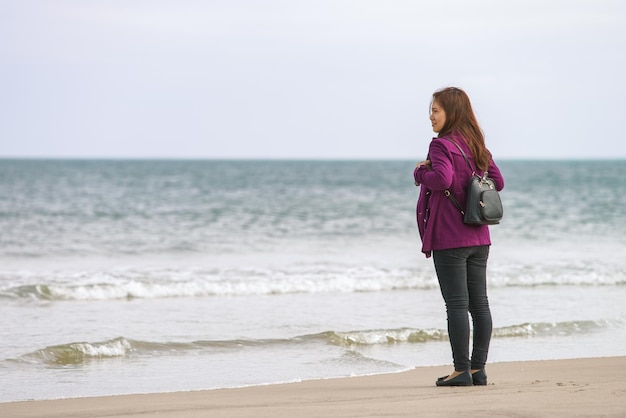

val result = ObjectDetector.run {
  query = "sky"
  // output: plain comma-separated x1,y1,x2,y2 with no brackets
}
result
1,0,625,160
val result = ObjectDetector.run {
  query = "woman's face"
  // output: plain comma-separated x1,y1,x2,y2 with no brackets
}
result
430,100,446,133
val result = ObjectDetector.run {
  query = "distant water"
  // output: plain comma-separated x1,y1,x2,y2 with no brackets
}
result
1,159,625,402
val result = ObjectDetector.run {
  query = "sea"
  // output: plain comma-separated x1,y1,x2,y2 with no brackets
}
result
1,159,625,402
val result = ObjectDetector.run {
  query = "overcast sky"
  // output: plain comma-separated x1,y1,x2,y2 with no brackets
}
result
1,0,625,160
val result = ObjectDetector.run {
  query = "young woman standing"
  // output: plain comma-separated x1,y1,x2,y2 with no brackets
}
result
414,87,504,386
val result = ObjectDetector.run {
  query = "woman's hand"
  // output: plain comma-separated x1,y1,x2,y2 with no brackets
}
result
414,160,431,186
416,160,432,169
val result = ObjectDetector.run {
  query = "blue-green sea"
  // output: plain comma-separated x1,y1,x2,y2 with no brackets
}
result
1,159,625,402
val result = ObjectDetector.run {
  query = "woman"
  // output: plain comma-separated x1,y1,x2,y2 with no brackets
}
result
414,87,504,386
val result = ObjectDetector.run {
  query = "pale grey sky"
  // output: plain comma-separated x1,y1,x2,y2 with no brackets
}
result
1,0,625,159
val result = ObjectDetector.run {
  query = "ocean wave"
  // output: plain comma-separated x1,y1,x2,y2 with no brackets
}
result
324,319,618,346
2,265,624,302
12,319,620,366
493,320,610,338
22,337,134,365
489,262,626,287
324,328,448,345
0,267,437,301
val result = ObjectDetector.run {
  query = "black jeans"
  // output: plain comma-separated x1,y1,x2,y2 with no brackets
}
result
433,245,492,372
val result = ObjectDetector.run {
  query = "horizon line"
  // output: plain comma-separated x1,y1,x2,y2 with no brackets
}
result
0,156,624,162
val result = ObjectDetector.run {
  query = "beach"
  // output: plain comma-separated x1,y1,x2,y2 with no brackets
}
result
2,356,625,417
1,160,625,404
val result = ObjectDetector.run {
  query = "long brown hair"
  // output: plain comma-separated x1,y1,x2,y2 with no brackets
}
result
432,87,492,172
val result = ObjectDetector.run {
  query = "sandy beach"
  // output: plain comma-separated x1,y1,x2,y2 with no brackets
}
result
2,356,625,418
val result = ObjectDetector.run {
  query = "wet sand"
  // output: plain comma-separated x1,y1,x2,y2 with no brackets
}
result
2,356,625,418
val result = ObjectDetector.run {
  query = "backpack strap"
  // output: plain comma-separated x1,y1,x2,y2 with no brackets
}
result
441,137,476,175
444,189,465,215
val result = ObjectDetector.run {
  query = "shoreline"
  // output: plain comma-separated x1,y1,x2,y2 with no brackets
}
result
2,356,625,417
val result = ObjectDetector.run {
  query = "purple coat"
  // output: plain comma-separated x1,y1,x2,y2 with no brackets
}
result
414,135,504,257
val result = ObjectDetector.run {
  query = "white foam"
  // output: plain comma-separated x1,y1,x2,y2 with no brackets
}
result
71,338,132,357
